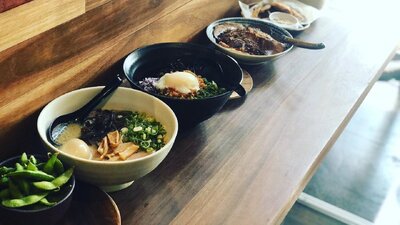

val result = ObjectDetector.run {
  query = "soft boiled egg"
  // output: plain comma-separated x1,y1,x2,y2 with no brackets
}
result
155,71,200,94
60,138,93,160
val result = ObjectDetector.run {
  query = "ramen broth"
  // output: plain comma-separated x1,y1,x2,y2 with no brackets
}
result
56,109,166,161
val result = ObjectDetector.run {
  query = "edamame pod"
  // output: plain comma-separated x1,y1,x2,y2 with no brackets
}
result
39,197,56,206
43,153,58,175
54,158,65,175
20,153,28,166
2,192,48,208
33,168,73,191
27,161,38,171
6,170,55,181
17,179,30,195
0,153,74,209
8,179,23,199
15,163,24,172
29,155,37,165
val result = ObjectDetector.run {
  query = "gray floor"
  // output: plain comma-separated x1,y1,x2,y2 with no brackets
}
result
282,75,400,224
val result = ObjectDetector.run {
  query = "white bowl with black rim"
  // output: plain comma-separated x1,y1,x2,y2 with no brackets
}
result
206,17,293,65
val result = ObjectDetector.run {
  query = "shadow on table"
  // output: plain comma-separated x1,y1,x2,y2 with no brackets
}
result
242,61,277,88
110,123,213,224
220,61,277,112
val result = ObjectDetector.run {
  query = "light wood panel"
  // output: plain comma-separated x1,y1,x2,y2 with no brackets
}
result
85,0,111,11
0,0,85,52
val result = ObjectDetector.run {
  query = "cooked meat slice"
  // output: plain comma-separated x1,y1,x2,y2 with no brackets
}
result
215,23,286,55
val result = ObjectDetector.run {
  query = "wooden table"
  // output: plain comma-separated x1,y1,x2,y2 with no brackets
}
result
109,0,400,224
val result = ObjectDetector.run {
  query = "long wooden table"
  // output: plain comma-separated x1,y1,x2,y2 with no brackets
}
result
109,0,400,224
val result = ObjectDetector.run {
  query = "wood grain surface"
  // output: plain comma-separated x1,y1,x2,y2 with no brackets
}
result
0,0,32,12
0,0,239,158
0,0,85,52
85,0,111,11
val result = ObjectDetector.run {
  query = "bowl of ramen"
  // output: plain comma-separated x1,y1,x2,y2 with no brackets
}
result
123,42,245,129
206,17,293,64
37,87,178,192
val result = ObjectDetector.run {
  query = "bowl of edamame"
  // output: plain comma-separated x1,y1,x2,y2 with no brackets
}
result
0,153,75,225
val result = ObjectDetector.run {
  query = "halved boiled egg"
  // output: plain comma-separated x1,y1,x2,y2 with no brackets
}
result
60,138,93,160
155,71,200,94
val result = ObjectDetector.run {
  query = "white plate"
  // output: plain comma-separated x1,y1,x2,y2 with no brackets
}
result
239,0,319,31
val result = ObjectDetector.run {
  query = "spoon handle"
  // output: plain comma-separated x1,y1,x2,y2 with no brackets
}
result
281,36,325,50
75,74,124,121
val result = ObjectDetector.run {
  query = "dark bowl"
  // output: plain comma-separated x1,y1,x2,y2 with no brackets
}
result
0,154,75,225
123,42,244,129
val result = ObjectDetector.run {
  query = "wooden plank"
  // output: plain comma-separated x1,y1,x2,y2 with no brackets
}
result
0,0,85,52
85,0,111,11
0,0,32,12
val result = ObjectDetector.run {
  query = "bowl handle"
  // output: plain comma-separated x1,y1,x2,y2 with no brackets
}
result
233,84,246,97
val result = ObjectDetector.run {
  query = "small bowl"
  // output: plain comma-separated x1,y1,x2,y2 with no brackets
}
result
0,155,75,225
269,12,306,30
123,42,244,129
37,87,178,192
206,17,293,65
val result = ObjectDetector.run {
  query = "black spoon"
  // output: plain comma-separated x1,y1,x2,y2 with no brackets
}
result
47,74,124,146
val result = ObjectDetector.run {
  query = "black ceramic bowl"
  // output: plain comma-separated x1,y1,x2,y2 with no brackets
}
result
0,154,75,225
123,43,245,128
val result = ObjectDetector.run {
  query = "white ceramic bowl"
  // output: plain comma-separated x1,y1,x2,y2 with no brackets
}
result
206,17,293,65
37,87,178,192
269,12,303,29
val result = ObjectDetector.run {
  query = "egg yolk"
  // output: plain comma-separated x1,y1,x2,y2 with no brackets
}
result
155,71,200,94
60,138,93,159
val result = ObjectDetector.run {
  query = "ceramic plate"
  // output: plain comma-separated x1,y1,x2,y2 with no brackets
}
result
239,0,320,31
